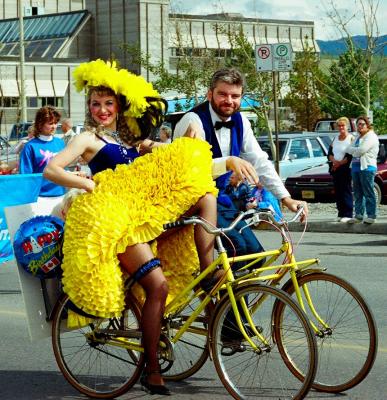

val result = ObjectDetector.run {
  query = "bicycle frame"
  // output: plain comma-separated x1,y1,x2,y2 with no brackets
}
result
232,226,330,334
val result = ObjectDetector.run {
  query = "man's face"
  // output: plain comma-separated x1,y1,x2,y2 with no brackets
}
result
207,82,242,119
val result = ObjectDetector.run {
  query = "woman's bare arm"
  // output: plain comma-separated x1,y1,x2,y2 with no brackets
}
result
44,132,96,192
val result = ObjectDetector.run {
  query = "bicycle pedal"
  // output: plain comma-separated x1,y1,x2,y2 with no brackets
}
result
220,341,246,356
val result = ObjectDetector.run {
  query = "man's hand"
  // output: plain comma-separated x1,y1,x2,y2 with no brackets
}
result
281,197,308,223
226,156,259,186
183,122,202,139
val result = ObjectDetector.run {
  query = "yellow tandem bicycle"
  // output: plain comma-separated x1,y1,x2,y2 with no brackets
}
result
51,208,319,400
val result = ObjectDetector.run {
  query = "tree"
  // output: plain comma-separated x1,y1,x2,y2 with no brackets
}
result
122,19,221,107
285,45,324,131
318,0,386,120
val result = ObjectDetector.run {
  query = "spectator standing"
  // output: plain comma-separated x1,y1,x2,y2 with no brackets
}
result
61,118,77,145
19,106,66,204
327,116,354,222
346,116,379,224
159,125,172,143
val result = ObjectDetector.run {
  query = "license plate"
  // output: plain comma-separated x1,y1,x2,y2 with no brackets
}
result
301,190,315,199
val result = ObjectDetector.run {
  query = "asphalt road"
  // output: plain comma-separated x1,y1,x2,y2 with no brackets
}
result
0,230,386,399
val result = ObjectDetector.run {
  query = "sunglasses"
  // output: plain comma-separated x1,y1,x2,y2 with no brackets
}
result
357,122,366,127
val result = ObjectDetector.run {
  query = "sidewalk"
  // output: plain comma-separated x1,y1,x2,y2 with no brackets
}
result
283,207,387,235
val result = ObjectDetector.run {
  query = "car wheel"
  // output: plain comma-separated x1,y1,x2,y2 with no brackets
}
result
374,182,382,205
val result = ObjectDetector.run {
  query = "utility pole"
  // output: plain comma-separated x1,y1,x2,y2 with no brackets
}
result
19,0,27,122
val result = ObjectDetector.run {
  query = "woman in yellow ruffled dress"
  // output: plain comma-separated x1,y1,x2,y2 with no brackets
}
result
44,59,219,395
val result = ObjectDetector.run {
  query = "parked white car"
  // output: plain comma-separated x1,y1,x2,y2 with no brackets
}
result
257,132,333,181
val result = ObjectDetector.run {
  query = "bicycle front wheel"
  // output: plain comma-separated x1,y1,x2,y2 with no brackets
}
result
211,283,317,400
52,294,144,399
281,272,378,393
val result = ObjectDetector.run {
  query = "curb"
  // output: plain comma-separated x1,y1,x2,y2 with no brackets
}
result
286,220,387,234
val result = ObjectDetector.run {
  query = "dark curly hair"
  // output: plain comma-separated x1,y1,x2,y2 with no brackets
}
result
33,106,61,137
84,86,167,145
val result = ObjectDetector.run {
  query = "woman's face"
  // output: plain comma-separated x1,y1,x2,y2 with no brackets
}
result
89,92,119,130
337,121,348,135
40,119,58,136
357,119,369,135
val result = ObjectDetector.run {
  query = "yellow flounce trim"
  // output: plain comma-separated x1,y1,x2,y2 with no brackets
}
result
62,138,217,318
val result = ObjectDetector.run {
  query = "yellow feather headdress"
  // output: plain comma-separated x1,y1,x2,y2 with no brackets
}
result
73,59,165,137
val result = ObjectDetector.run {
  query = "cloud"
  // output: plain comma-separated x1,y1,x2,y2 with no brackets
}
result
169,0,387,40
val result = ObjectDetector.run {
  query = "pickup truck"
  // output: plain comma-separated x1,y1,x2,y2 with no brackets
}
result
314,118,357,133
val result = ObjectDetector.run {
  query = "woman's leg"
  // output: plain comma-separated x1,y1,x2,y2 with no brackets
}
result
118,244,168,386
352,171,365,219
360,170,377,219
184,193,217,270
335,168,353,218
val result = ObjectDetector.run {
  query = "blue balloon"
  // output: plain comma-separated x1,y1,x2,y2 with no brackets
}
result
13,216,64,279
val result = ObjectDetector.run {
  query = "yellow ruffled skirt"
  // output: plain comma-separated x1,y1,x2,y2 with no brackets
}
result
62,137,217,318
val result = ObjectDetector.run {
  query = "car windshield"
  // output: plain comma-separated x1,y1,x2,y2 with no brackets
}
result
259,139,287,161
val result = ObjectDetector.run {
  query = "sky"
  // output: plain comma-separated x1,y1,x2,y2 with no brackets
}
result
170,0,387,41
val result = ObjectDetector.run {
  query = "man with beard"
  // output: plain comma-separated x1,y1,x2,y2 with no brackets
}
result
174,68,306,214
174,68,306,270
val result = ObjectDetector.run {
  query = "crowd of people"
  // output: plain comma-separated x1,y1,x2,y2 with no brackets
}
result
9,58,381,395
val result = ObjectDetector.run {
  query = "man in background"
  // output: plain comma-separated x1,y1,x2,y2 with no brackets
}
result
61,118,77,146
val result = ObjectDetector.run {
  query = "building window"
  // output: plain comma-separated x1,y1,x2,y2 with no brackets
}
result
2,97,19,108
27,97,39,108
41,97,64,107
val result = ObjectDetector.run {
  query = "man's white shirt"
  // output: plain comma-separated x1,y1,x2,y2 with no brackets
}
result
173,103,290,200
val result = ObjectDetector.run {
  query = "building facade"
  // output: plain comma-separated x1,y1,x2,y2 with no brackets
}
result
0,0,318,135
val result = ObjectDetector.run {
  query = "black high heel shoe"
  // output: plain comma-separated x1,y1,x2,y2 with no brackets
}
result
140,371,171,396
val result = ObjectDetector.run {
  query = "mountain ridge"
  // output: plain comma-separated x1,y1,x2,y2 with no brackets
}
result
316,35,387,55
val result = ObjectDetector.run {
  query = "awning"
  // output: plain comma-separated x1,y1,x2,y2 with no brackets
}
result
0,79,19,96
35,80,55,97
53,80,69,97
25,79,37,97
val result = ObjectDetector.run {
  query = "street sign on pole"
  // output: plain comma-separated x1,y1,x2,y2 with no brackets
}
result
255,45,273,72
255,43,293,72
272,43,293,71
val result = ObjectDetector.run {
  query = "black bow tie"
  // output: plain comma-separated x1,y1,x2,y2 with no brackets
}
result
214,120,235,130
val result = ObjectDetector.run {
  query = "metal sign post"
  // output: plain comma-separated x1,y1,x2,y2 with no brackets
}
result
255,43,293,175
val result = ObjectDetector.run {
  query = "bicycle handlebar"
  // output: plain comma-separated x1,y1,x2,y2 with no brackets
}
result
163,205,305,235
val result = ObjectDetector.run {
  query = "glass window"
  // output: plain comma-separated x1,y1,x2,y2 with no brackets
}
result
55,98,64,108
310,138,325,157
3,97,19,107
289,139,310,159
27,97,39,107
259,140,287,161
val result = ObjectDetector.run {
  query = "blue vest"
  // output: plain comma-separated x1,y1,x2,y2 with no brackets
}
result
190,101,244,192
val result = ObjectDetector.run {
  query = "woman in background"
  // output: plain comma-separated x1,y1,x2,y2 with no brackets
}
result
346,116,379,224
327,116,354,222
19,106,66,206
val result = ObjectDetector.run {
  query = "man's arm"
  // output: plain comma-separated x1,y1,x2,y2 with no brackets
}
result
238,115,308,221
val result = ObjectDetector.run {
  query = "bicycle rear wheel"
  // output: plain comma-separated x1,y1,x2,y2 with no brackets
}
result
211,283,317,400
162,294,214,381
280,272,377,393
52,293,144,399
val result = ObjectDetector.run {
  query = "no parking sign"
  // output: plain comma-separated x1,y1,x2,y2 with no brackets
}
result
255,43,293,72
